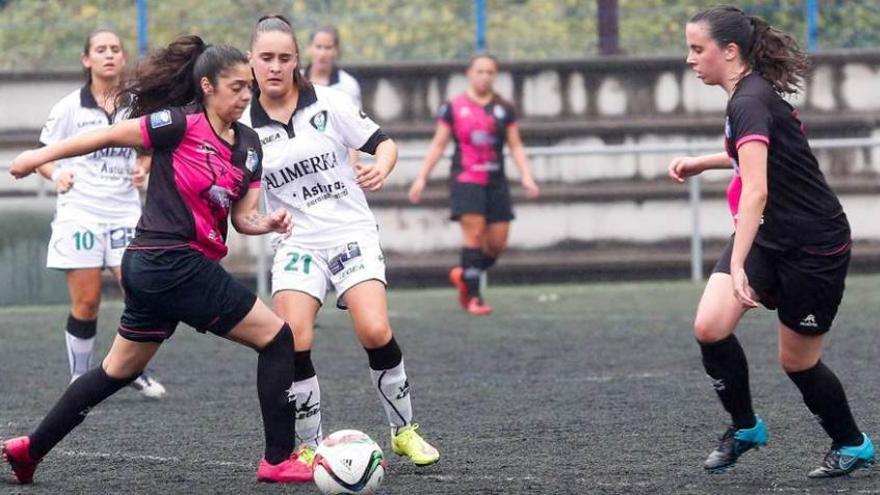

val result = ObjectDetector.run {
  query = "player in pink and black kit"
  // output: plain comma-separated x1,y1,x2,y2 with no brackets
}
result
669,6,874,477
409,53,539,315
3,36,305,484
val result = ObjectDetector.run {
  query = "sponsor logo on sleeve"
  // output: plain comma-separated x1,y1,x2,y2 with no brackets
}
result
150,110,173,129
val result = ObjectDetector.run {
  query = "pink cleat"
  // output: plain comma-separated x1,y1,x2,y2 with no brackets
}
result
466,297,493,316
449,267,469,309
2,436,40,484
256,449,314,483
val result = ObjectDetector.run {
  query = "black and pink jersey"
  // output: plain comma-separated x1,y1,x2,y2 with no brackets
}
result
723,72,849,253
438,93,517,186
129,106,263,260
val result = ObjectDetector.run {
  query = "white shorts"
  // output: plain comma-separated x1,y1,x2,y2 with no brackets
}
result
46,220,137,270
271,233,387,309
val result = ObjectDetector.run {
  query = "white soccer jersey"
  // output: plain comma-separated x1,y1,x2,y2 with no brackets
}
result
305,65,362,108
241,85,387,249
39,86,141,224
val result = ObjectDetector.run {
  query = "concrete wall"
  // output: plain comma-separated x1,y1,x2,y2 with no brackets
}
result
2,52,879,267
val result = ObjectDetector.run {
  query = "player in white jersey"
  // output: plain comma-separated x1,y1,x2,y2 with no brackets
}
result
36,29,165,398
242,15,440,482
304,25,362,107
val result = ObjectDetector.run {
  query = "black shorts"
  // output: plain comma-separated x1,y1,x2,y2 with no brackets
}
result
449,181,514,223
713,237,850,335
118,248,257,343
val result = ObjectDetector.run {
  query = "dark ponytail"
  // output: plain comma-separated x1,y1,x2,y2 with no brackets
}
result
746,15,810,95
690,5,810,95
119,35,248,118
251,14,313,93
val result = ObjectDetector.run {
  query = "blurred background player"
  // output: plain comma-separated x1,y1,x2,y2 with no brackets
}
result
3,35,303,484
36,28,164,398
243,15,440,482
408,53,539,316
304,25,361,107
670,5,874,477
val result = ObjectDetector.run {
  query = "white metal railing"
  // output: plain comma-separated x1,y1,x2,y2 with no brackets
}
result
3,136,879,294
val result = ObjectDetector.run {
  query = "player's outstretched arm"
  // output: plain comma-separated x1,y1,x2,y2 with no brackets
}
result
10,119,143,178
667,152,732,183
231,187,292,237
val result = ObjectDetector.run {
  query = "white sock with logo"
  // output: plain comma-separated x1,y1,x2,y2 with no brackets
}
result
293,375,322,448
65,332,95,382
370,360,412,434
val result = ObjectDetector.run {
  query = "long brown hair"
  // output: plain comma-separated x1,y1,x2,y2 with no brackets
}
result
118,35,248,118
250,14,312,94
690,5,810,95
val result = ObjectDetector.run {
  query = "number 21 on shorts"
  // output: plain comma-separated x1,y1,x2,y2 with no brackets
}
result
285,251,313,274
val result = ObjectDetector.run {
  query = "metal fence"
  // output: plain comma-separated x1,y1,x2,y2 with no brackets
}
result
1,1,879,70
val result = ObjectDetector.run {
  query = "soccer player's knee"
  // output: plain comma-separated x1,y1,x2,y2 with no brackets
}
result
72,299,101,320
102,360,143,381
693,316,726,344
359,322,392,349
485,242,505,258
779,348,816,373
260,323,295,355
291,321,315,342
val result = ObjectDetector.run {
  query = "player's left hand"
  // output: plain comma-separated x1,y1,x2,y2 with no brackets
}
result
355,162,388,191
267,208,293,237
732,267,759,308
522,175,540,199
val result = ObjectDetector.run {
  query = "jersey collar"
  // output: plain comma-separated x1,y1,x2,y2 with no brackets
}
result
249,85,318,137
79,84,121,123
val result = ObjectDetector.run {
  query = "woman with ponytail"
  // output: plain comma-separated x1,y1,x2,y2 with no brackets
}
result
4,35,304,484
669,5,874,477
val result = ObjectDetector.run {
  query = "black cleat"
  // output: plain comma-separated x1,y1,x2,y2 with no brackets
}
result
703,416,768,473
807,433,875,478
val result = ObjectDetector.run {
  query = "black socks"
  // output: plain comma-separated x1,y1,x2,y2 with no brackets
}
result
787,361,863,447
699,335,756,429
257,323,297,464
29,366,137,460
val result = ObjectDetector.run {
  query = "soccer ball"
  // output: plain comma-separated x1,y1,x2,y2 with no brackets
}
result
313,429,386,495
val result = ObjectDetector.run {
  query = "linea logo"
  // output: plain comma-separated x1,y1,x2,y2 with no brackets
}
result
310,110,328,132
296,391,320,419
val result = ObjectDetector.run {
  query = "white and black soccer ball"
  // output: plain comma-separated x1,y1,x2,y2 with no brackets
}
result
313,429,386,495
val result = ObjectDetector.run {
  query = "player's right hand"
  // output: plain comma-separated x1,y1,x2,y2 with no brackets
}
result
54,170,75,194
408,178,426,204
668,156,702,183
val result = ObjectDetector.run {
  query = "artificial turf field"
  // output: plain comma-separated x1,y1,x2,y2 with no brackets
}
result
2,275,879,494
